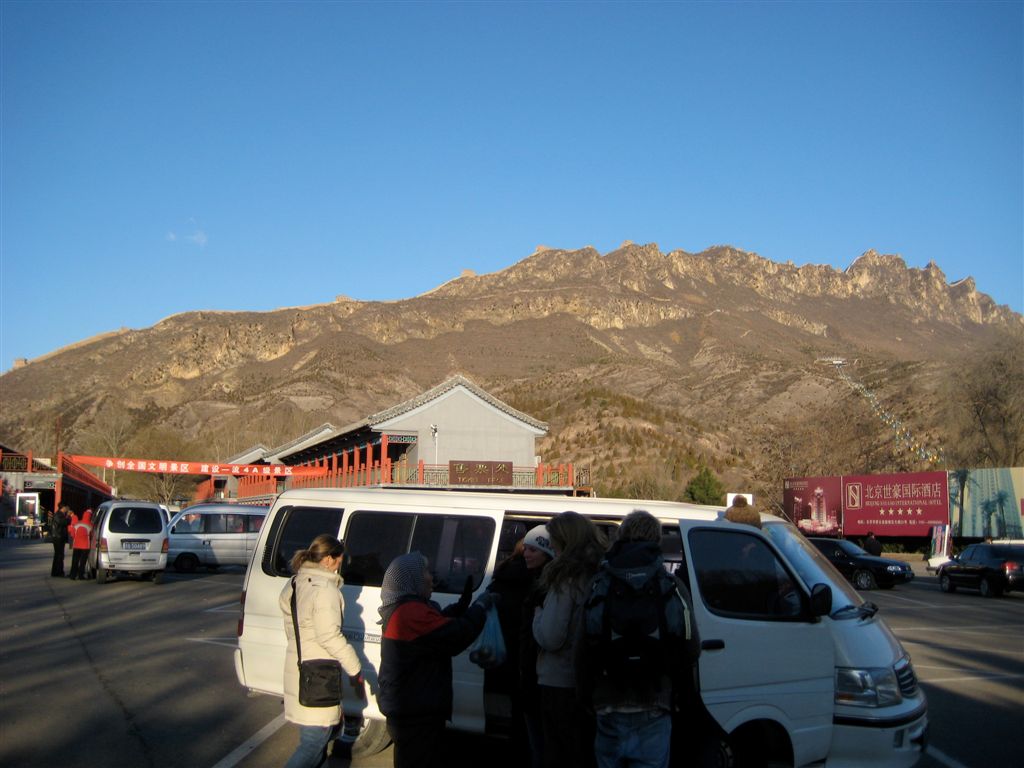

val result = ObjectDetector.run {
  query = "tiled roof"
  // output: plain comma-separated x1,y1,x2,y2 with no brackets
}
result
367,374,548,431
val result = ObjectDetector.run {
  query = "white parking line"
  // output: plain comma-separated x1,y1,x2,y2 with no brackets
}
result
209,712,286,768
925,745,973,768
889,624,1017,633
185,636,239,649
206,601,241,613
920,672,1024,684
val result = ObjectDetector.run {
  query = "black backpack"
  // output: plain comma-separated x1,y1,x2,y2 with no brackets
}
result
581,555,693,691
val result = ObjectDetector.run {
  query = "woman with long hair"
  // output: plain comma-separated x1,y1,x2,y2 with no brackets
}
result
278,534,365,768
532,511,605,768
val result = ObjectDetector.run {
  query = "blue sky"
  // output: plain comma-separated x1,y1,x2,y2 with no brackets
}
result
2,1,1021,367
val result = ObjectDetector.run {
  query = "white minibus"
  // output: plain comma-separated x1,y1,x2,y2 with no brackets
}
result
235,488,927,767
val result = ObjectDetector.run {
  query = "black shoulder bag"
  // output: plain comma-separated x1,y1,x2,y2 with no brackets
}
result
290,576,343,707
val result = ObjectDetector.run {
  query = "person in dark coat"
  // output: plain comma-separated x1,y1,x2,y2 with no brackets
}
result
378,552,494,768
49,505,69,577
486,525,555,768
863,531,883,557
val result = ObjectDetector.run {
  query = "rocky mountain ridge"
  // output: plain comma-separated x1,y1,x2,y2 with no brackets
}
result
2,243,1019,501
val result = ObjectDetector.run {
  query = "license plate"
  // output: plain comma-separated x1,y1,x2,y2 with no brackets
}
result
122,541,147,551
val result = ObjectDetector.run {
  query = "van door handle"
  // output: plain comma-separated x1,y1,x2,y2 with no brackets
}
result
702,639,725,651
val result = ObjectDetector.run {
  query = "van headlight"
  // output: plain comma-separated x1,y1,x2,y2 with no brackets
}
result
835,666,903,707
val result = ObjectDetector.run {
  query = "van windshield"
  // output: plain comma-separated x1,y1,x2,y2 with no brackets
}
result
763,521,861,612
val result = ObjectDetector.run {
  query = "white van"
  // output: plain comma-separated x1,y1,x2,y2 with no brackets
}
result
168,503,269,572
88,499,169,584
235,488,928,766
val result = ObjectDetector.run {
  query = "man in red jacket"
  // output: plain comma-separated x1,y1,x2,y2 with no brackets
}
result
68,509,93,580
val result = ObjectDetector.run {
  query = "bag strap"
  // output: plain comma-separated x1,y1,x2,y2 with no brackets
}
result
289,576,304,669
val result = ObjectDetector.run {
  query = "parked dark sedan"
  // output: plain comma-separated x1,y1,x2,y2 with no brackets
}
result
809,537,915,590
937,543,1024,597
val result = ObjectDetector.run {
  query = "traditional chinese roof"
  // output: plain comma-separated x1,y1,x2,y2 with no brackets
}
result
367,374,548,431
268,374,547,463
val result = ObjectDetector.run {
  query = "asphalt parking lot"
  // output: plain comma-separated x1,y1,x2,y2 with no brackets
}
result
1,540,1020,768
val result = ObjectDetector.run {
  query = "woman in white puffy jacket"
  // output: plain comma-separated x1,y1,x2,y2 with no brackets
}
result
278,534,365,768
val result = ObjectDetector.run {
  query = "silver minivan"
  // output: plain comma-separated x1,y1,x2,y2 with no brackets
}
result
168,503,268,572
88,500,169,584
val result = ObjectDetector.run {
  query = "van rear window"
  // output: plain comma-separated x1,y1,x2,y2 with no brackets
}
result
342,511,494,593
108,507,164,534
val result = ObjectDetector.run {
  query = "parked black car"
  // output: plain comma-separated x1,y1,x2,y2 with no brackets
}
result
937,543,1024,597
809,537,915,590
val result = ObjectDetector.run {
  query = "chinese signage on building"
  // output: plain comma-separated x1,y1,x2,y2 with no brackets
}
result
449,460,513,486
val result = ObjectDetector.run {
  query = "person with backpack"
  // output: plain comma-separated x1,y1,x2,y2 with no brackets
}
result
49,505,69,577
577,510,701,768
532,511,606,768
68,509,93,580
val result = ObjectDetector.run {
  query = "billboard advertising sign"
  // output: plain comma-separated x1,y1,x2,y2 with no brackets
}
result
949,467,1024,539
841,471,948,536
784,476,843,537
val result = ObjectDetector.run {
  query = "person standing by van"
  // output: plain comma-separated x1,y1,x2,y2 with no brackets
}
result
378,552,495,768
532,511,605,768
487,526,555,768
278,535,365,768
49,505,69,577
577,510,701,768
68,509,93,580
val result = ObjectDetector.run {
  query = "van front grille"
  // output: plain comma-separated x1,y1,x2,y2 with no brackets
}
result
895,657,918,697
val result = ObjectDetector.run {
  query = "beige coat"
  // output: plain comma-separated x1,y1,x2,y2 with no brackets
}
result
279,562,363,726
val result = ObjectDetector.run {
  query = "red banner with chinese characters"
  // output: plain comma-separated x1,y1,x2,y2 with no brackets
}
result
841,471,948,536
68,454,328,478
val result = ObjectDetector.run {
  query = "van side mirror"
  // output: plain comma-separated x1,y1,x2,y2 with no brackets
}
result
810,583,832,617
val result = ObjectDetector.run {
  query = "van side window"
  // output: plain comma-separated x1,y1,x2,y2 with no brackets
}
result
205,514,227,534
225,514,246,533
176,513,203,534
262,506,345,577
342,511,494,593
247,515,265,533
689,529,802,620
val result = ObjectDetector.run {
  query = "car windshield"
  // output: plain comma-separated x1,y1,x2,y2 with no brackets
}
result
836,539,868,556
763,521,862,613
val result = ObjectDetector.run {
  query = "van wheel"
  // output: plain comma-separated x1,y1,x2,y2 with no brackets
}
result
350,718,391,758
151,570,164,585
96,567,107,584
174,553,199,573
939,573,955,593
853,570,876,590
696,735,735,768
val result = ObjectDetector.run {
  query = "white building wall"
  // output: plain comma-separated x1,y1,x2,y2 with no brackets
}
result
378,388,542,467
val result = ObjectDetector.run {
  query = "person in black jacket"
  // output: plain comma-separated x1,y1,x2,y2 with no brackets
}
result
378,552,495,768
486,525,555,768
49,505,69,577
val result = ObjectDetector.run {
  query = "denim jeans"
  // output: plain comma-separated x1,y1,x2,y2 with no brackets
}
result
594,709,671,768
284,724,335,768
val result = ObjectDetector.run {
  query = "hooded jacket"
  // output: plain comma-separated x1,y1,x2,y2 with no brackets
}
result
378,594,487,721
69,511,92,550
576,539,701,714
278,562,363,727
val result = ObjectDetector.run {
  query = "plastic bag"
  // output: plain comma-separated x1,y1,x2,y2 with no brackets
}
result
469,604,507,669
